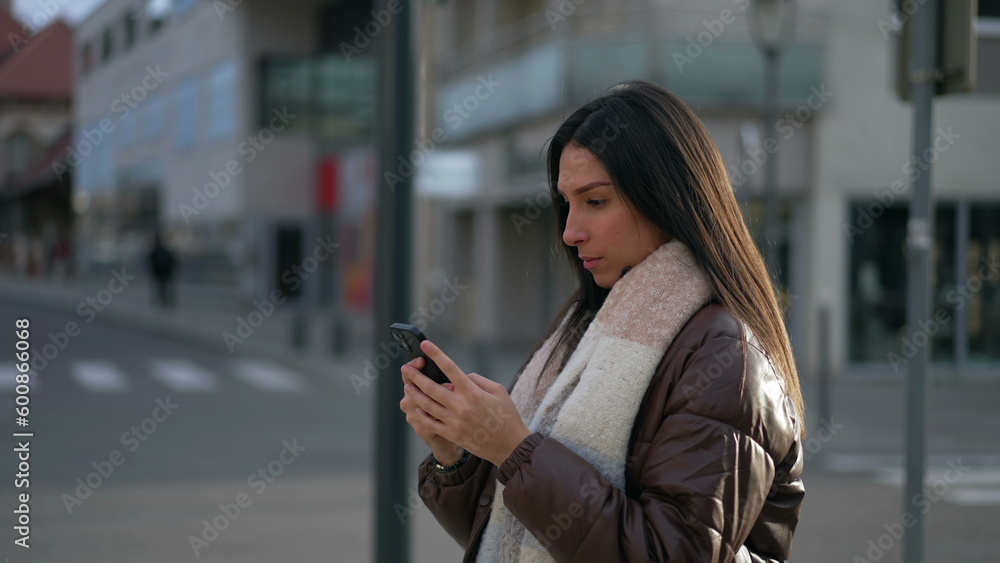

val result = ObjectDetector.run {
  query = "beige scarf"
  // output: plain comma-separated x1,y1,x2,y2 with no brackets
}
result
475,240,713,562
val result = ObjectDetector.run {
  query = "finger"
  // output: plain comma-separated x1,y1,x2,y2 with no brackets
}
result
407,363,463,410
400,394,422,419
402,364,438,391
414,408,450,439
466,373,502,394
402,367,418,386
404,381,448,422
420,340,471,389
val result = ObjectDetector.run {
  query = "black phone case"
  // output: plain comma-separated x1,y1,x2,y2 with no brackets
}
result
389,323,449,384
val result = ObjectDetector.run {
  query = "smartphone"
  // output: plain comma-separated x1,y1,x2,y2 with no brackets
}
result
389,323,449,384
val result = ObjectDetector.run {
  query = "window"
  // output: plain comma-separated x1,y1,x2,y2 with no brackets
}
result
207,61,238,140
101,27,114,63
121,107,137,145
848,201,1000,365
147,0,170,35
174,0,198,17
78,121,115,192
123,9,138,50
967,205,1000,360
981,0,1000,18
258,54,375,142
173,78,199,149
147,92,165,138
454,0,477,50
6,132,34,177
497,0,544,29
977,1,1000,94
79,42,94,76
132,102,145,144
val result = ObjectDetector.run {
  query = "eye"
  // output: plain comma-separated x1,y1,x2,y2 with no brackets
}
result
586,199,606,207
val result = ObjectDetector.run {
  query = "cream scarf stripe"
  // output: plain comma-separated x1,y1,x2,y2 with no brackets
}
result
476,241,714,563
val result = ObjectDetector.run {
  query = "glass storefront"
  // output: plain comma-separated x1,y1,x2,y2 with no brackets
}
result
849,201,1000,366
258,54,375,143
968,205,1000,360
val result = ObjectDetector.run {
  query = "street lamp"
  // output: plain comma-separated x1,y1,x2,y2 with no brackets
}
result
748,0,796,284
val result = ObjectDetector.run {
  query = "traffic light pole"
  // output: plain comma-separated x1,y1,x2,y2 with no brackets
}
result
903,0,937,561
373,0,413,561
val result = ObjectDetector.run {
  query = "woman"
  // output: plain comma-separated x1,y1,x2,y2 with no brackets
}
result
400,80,805,562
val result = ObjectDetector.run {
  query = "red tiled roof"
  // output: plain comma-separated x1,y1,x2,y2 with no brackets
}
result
0,9,28,62
0,17,72,100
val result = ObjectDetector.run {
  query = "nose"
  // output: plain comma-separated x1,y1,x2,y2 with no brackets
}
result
562,207,588,247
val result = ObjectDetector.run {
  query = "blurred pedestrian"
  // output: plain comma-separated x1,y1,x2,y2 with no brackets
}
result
147,231,177,307
400,81,806,562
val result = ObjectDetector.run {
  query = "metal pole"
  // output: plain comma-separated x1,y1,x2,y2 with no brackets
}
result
373,0,413,561
817,304,831,428
763,47,781,285
903,0,937,561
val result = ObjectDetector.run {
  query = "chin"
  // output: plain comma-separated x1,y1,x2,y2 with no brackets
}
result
592,273,615,289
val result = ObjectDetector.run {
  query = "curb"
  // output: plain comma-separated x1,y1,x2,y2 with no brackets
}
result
2,279,236,355
0,279,356,381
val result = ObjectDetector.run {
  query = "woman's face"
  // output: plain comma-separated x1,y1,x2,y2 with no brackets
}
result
558,144,670,288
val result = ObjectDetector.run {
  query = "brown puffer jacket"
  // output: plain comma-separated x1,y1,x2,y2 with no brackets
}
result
417,304,805,562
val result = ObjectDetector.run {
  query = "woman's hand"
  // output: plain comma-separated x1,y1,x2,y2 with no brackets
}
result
399,356,464,465
400,340,532,467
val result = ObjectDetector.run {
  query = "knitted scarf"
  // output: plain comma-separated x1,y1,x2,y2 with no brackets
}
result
475,240,714,563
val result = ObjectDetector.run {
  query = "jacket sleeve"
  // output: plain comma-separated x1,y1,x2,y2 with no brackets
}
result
417,452,494,549
496,334,781,562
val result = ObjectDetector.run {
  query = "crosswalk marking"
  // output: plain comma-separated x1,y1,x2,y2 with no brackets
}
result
150,359,217,392
230,359,305,392
0,367,16,392
947,489,1000,506
6,358,310,395
0,366,40,393
72,361,129,393
873,467,1000,507
823,453,1000,507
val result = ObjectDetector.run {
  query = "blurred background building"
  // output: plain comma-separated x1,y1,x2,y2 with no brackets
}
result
0,0,73,278
1,0,997,378
410,0,1000,380
70,0,381,343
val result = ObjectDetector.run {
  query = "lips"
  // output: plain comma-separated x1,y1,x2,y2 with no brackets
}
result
580,256,601,270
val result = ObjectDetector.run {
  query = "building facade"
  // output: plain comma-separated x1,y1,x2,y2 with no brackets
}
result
413,0,1000,378
72,0,379,332
809,0,1000,378
0,2,73,277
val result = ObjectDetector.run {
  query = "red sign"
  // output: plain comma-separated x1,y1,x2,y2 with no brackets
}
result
316,157,339,212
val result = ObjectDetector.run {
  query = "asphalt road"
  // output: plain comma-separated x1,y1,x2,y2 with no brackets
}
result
0,298,466,563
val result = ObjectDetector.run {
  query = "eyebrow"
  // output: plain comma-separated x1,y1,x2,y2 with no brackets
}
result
556,181,611,197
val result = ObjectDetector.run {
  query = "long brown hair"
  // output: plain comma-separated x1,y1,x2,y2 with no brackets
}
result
524,80,805,435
